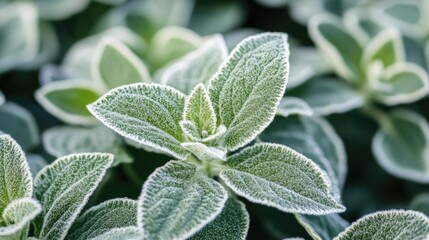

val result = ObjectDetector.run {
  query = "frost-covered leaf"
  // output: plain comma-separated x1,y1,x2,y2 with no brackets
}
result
220,143,345,214
0,102,40,151
34,0,90,20
138,161,228,240
43,125,132,166
35,79,103,125
0,198,42,239
289,78,363,116
27,154,48,177
334,210,429,240
209,33,289,150
160,35,228,94
92,37,151,90
372,62,429,105
181,142,226,162
88,83,189,159
309,14,363,82
33,153,114,240
66,198,140,240
372,110,429,183
277,97,313,118
190,198,249,240
410,193,429,216
296,214,349,240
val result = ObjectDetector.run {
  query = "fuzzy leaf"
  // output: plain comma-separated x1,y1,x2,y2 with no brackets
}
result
190,198,249,240
277,97,313,118
35,79,103,125
220,143,345,215
209,33,289,150
410,193,429,216
160,35,228,94
296,214,349,240
309,14,362,82
344,9,383,45
138,161,228,240
180,120,203,142
27,154,48,177
181,142,226,162
289,78,363,116
92,37,151,90
372,110,429,183
335,210,429,240
88,83,189,160
33,153,114,240
43,125,132,166
66,198,140,240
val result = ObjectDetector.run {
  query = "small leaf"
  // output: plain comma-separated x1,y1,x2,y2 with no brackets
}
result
372,110,429,183
289,78,363,116
344,9,383,45
138,161,228,240
295,214,349,240
33,153,114,240
181,142,226,162
334,210,429,240
220,143,345,215
43,125,132,166
209,33,289,150
66,198,140,240
160,35,228,94
190,198,249,240
92,37,151,90
87,83,189,160
410,193,429,216
180,120,203,142
276,97,313,118
184,84,217,136
309,14,363,82
35,79,103,125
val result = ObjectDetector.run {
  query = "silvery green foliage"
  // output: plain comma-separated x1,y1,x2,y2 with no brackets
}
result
295,214,349,240
372,110,429,183
190,198,249,240
159,35,228,94
276,97,313,118
219,143,345,214
43,125,132,166
33,0,90,20
138,161,228,240
410,193,429,216
66,198,140,240
33,153,114,240
334,210,429,240
26,154,48,176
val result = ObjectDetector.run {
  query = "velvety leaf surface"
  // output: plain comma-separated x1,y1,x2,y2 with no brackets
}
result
276,97,313,118
296,214,349,240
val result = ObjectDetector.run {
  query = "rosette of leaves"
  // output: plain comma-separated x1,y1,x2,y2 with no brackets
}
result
87,33,346,239
0,134,140,240
307,13,429,183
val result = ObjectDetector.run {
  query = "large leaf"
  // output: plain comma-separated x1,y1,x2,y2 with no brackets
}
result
35,79,103,125
209,33,289,150
92,37,151,90
410,193,429,216
88,83,189,159
34,0,90,20
66,198,140,240
138,161,228,240
159,35,228,94
334,210,429,239
43,125,132,166
372,110,429,183
220,143,345,215
276,97,313,118
296,214,349,240
190,198,249,240
33,153,113,240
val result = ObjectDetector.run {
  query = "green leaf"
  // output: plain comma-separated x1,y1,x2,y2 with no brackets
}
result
0,102,40,151
372,62,429,105
43,125,132,166
27,154,48,177
87,83,189,160
180,120,203,142
289,78,363,116
0,91,5,106
296,214,349,240
220,143,345,214
190,198,249,240
410,193,429,216
209,33,289,150
372,110,429,183
66,198,140,240
35,79,103,125
33,153,114,240
159,35,228,94
34,0,90,20
0,198,42,239
184,84,217,136
309,14,363,82
181,142,226,162
92,37,151,90
344,9,383,45
276,97,313,118
334,210,429,240
138,161,228,240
